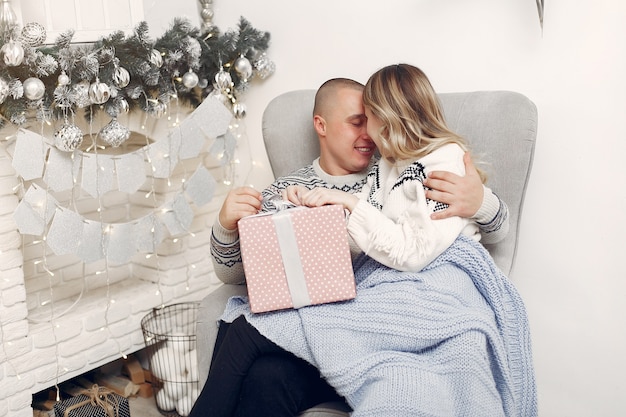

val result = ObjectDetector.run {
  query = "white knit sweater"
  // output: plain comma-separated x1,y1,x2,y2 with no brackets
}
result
348,143,478,272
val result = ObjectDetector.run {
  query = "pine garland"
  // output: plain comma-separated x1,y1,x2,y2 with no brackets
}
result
0,16,273,128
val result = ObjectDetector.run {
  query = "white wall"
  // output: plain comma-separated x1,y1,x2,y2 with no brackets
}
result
147,1,626,415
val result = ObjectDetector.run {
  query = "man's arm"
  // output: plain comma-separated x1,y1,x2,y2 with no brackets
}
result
423,152,509,243
210,187,262,285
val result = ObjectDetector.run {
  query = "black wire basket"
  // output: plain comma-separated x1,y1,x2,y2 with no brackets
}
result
141,302,200,417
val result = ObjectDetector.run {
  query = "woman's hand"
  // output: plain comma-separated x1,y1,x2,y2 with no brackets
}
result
283,186,359,212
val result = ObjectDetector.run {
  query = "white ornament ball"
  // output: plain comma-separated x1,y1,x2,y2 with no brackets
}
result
89,80,110,104
2,40,24,66
58,71,70,86
20,22,47,47
163,380,188,401
113,66,130,88
54,123,84,152
233,56,253,80
176,396,192,417
23,77,46,100
182,71,199,89
156,388,176,411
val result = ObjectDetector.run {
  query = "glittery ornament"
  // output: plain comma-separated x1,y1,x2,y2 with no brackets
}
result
23,77,45,100
73,81,91,108
198,78,208,89
233,56,253,80
99,118,130,147
113,66,130,88
54,122,84,152
214,69,232,90
254,53,276,80
89,79,110,104
182,70,199,88
2,39,24,66
0,77,8,103
57,71,70,86
150,49,163,67
20,22,47,47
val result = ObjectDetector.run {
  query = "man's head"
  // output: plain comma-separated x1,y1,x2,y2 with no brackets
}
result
313,78,376,176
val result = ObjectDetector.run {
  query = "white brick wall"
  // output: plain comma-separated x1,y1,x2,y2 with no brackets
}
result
0,105,229,416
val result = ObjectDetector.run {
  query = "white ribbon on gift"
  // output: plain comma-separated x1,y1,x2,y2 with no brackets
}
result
272,210,312,309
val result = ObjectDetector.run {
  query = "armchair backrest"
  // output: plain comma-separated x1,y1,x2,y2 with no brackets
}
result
262,90,537,276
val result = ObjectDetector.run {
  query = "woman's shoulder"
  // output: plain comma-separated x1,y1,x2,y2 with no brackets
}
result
420,143,465,175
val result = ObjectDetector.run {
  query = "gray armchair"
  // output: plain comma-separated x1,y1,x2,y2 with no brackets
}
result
196,90,538,416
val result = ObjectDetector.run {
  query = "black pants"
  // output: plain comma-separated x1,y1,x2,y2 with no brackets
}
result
189,315,346,417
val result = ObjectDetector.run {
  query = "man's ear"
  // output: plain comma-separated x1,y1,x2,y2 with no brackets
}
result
313,115,326,137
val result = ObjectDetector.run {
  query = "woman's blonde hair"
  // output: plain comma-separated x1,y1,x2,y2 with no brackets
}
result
363,64,485,181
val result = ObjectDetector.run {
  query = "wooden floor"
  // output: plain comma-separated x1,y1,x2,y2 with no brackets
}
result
128,395,167,417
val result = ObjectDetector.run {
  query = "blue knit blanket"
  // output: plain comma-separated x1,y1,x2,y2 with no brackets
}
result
221,235,537,417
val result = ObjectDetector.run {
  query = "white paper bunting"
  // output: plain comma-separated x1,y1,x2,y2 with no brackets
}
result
81,154,116,198
175,116,205,160
160,193,193,236
12,129,47,180
185,166,216,207
116,152,146,194
134,213,164,253
13,184,58,235
106,222,136,265
44,148,80,192
46,208,83,255
76,220,105,263
147,137,176,179
194,97,233,139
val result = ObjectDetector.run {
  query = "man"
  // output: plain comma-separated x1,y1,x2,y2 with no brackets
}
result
199,78,509,416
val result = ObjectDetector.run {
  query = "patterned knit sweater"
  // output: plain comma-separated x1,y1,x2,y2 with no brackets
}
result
211,151,509,283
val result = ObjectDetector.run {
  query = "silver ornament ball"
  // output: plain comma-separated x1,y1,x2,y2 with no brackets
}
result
233,102,247,119
233,56,253,80
150,49,163,68
2,40,24,67
113,66,130,88
214,69,232,90
23,77,46,100
54,123,84,152
89,80,111,104
182,71,199,89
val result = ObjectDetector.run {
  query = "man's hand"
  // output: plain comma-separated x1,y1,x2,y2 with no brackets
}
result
423,152,483,220
218,186,263,230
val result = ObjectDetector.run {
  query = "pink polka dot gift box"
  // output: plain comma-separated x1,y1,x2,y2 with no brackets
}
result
238,204,356,313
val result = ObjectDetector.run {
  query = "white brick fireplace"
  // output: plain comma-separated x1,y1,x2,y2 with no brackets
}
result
0,106,231,417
